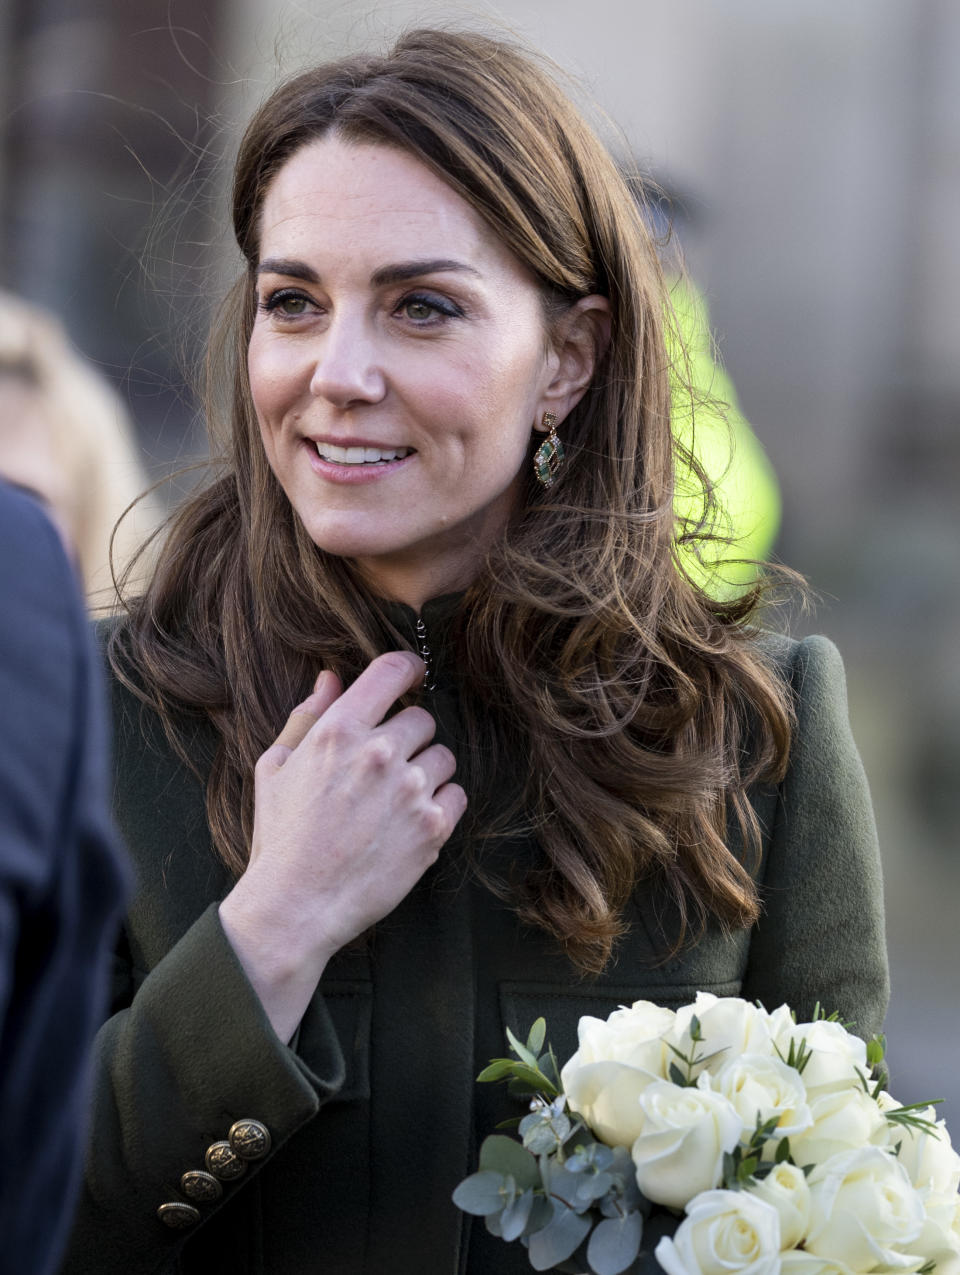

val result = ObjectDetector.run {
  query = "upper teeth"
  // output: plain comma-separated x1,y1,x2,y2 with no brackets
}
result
316,443,412,465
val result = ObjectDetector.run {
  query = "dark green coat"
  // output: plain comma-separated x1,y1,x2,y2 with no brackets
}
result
61,617,888,1275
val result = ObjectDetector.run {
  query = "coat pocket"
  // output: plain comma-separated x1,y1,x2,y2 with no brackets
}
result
499,978,742,1070
299,980,373,1104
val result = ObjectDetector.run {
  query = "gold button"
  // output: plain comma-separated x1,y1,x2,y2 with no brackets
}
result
228,1118,272,1161
157,1202,201,1229
204,1140,247,1181
180,1169,223,1202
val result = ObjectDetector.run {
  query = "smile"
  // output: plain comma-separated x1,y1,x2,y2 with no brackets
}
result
314,443,414,465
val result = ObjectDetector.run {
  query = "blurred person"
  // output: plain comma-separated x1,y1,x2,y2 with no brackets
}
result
0,480,129,1274
669,274,782,593
636,179,782,595
62,29,886,1274
0,290,163,607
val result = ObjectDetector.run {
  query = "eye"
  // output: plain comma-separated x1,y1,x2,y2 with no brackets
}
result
396,292,463,324
259,288,317,319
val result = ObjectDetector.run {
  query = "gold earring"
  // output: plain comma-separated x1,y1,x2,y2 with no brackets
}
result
533,412,564,488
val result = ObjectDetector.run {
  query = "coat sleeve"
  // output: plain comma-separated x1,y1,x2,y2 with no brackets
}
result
740,634,889,1040
60,901,348,1274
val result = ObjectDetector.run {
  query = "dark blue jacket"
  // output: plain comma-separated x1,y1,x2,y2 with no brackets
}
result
0,482,129,1275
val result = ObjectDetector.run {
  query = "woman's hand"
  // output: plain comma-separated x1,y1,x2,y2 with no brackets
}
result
218,651,466,1042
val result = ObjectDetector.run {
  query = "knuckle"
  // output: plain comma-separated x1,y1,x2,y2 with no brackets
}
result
318,718,351,750
421,803,448,841
254,751,276,778
361,734,394,769
400,764,427,798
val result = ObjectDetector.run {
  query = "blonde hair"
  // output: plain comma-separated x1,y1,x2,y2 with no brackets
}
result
0,290,162,606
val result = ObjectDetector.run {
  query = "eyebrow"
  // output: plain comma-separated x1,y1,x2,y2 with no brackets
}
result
256,257,481,287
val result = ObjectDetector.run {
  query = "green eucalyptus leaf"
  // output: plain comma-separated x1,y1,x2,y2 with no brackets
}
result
525,1194,554,1237
452,1171,507,1216
550,1167,596,1215
866,1034,886,1068
775,1138,791,1164
578,1171,614,1203
507,1063,559,1096
501,1188,536,1242
479,1135,540,1191
668,1062,687,1087
477,1058,519,1083
527,1203,592,1270
587,1211,644,1275
527,1018,548,1057
539,1051,562,1088
524,1123,561,1156
485,1209,504,1237
507,1026,540,1070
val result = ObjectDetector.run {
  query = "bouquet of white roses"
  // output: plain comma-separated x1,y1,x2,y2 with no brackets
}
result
453,994,960,1275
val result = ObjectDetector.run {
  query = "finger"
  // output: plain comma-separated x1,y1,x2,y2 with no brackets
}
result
272,671,342,758
409,743,457,793
376,705,437,759
431,782,468,833
326,651,425,729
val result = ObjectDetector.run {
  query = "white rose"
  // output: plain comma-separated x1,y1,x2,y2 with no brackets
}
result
570,1000,677,1067
788,1087,889,1166
766,1004,801,1039
923,1187,960,1244
912,1192,960,1275
748,1162,811,1250
561,1001,675,1146
710,1053,813,1141
779,1251,857,1275
881,1099,960,1195
806,1146,926,1271
631,1080,744,1209
654,1189,781,1275
671,994,777,1079
772,1020,867,1098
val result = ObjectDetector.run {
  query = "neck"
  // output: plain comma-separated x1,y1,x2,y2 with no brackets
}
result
351,546,481,614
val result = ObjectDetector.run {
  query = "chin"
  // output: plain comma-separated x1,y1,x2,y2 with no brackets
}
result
297,518,407,563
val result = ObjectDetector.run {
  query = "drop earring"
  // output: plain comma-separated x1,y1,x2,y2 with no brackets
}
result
533,412,564,488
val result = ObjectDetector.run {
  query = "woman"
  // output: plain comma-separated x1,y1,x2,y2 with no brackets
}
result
63,28,887,1275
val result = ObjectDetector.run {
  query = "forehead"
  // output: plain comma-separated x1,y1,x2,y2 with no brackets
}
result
258,135,496,263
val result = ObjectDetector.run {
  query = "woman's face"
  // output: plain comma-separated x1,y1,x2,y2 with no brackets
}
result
247,135,562,606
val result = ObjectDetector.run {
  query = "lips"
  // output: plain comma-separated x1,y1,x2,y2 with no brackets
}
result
314,442,414,465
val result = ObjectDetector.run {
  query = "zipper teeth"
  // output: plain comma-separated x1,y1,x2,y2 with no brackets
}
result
415,617,437,692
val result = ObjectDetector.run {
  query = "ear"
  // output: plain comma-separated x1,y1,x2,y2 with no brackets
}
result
536,295,611,428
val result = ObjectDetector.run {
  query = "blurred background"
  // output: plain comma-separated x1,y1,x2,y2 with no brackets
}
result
1,0,956,1108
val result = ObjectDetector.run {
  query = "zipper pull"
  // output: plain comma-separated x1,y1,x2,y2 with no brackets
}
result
415,617,437,692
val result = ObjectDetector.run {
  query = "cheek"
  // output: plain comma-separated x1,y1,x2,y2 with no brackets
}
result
247,334,304,423
458,335,550,430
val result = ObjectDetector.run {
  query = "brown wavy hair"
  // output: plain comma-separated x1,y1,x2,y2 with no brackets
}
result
112,27,794,975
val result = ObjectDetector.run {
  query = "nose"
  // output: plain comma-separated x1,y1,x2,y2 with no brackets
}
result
308,311,386,408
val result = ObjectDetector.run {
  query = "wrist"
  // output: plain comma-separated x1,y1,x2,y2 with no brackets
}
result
218,878,335,999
